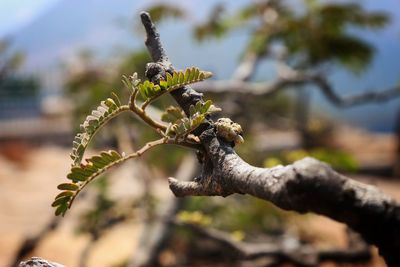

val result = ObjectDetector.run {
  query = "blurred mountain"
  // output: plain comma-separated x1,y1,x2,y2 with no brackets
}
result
6,0,400,132
11,0,146,73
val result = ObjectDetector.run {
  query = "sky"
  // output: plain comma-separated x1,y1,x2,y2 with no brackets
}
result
0,0,60,38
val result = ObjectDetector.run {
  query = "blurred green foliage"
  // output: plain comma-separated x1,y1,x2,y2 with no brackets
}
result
194,0,389,73
184,195,290,236
76,176,115,235
145,4,185,23
264,148,358,172
64,50,150,125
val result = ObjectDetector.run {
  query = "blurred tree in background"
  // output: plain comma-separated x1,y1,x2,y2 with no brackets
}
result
17,1,398,267
193,0,389,148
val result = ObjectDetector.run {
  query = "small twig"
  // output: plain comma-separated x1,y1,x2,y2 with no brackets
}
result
140,91,168,111
68,138,168,209
173,221,371,266
129,103,167,131
140,99,152,110
193,75,400,107
129,155,199,267
140,12,207,120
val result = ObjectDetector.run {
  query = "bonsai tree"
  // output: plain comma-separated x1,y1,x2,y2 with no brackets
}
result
50,12,400,267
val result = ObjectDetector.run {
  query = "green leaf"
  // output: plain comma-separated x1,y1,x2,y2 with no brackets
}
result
201,100,212,113
179,72,185,83
207,104,222,114
193,68,200,80
166,73,173,87
161,106,185,124
71,96,127,166
172,73,179,85
55,203,68,216
160,80,167,89
100,151,118,162
191,114,205,129
104,98,116,109
122,72,140,93
195,101,202,112
188,67,196,81
189,105,196,118
55,191,74,200
51,195,71,207
110,150,121,159
139,80,163,100
53,150,127,216
122,75,132,90
172,118,190,135
57,183,79,191
166,99,220,138
184,68,190,82
139,81,148,99
158,67,213,93
111,92,121,106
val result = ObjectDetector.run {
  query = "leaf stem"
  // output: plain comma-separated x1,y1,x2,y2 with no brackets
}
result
68,138,168,209
129,98,167,131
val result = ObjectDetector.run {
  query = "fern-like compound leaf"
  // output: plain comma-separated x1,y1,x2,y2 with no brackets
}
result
139,80,162,99
53,150,125,216
166,100,221,138
70,96,128,166
161,106,185,124
139,67,212,101
161,67,212,92
122,72,141,93
166,100,221,137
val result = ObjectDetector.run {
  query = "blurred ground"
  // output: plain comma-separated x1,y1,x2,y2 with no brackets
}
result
0,125,398,267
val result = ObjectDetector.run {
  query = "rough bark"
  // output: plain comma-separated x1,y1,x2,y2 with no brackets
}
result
19,258,64,267
170,131,400,266
139,12,400,266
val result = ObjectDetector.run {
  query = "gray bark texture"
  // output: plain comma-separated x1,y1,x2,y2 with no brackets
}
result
139,11,400,267
19,258,64,267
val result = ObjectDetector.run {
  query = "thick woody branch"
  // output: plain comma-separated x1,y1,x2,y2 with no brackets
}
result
140,12,400,266
174,221,371,266
312,75,400,107
193,75,400,107
169,130,400,266
140,12,206,120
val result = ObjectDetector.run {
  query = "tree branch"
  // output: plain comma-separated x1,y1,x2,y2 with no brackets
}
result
193,75,400,107
19,257,64,267
129,155,198,267
232,52,260,81
169,130,400,266
173,221,371,266
140,12,400,266
140,12,208,129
